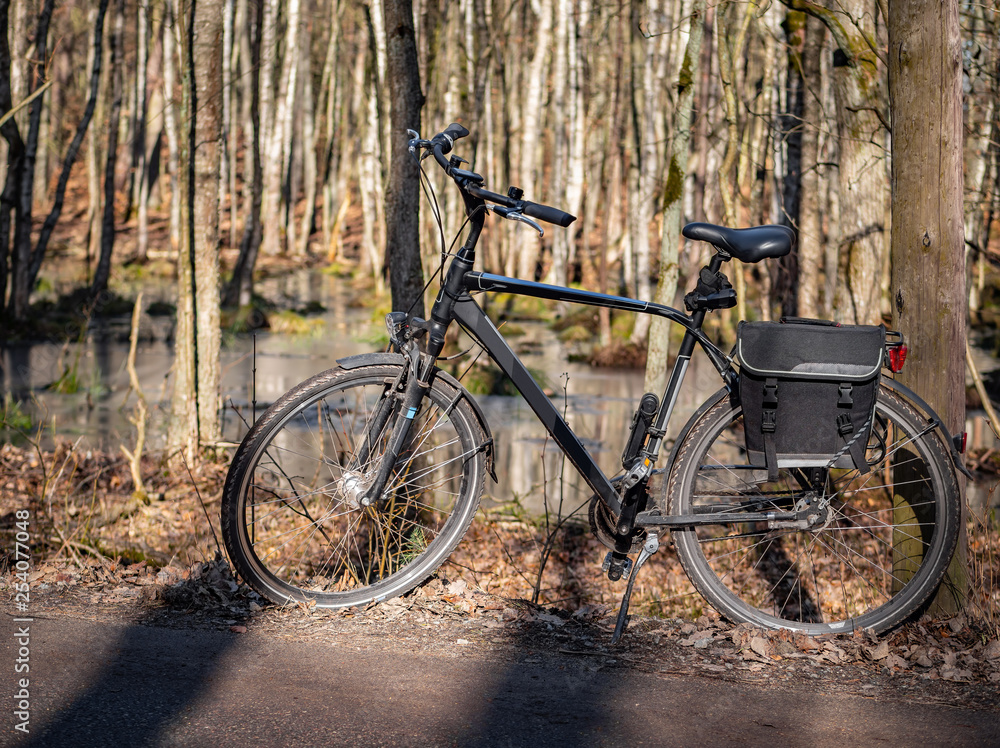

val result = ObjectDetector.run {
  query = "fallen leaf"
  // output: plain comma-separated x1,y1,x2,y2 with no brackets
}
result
750,636,771,658
983,640,1000,660
867,641,890,661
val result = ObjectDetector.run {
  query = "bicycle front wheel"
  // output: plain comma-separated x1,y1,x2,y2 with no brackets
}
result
222,364,486,609
665,386,960,634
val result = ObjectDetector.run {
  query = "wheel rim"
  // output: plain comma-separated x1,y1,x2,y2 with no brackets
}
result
672,394,954,633
236,373,477,605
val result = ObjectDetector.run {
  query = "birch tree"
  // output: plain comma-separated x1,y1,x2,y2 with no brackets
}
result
645,0,705,394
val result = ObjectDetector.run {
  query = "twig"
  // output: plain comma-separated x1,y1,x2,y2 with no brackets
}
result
120,292,149,499
0,79,52,128
966,338,1000,439
181,452,223,557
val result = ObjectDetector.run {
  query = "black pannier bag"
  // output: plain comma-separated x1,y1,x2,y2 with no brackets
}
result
736,319,885,480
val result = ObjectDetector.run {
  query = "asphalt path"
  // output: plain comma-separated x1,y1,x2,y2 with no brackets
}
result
3,615,998,747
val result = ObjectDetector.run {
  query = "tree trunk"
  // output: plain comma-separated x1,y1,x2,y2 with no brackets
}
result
645,0,706,394
219,0,234,248
796,15,824,318
135,0,151,261
0,0,25,316
163,0,182,253
716,0,756,325
296,14,317,257
29,0,111,301
888,0,966,614
258,0,282,255
223,0,263,308
516,0,551,280
91,0,124,302
8,0,55,320
627,0,659,345
382,0,424,315
169,0,223,460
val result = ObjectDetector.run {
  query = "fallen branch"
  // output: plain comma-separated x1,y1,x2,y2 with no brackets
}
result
120,293,149,500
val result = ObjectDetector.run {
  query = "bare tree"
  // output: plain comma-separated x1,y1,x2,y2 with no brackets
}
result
645,0,706,394
223,0,263,308
169,0,223,460
91,0,125,301
383,0,425,315
888,0,966,613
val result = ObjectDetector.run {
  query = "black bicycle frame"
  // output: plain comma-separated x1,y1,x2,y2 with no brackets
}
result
450,271,735,517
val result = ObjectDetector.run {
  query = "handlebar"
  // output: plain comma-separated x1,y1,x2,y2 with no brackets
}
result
412,124,577,229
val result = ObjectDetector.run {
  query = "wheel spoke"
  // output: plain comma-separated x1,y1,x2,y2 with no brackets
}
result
668,387,958,634
223,366,483,609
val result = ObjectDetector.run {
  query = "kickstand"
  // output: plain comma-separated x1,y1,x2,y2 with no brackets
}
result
611,532,659,645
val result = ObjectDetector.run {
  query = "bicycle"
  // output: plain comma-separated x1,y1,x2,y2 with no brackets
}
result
221,123,969,641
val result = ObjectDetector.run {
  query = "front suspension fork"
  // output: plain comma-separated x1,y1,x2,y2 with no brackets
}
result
360,347,435,507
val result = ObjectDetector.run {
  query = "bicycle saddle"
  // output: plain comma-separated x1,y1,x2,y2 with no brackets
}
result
682,222,795,263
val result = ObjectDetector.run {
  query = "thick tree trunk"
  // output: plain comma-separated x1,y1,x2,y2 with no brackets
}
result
169,0,223,460
627,0,659,344
382,0,424,315
888,0,966,614
796,15,824,318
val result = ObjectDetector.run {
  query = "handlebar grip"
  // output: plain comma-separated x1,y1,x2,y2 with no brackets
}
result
522,201,576,228
431,123,470,154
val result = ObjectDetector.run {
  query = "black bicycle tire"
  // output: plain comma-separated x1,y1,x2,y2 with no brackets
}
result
666,385,960,634
221,364,486,609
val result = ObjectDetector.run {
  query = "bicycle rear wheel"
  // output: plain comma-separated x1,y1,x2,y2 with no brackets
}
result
665,385,960,634
222,364,486,609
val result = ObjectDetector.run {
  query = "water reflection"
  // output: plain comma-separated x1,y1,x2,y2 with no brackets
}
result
2,270,998,513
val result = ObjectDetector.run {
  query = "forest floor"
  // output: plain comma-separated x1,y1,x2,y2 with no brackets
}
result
2,443,1000,733
4,211,1000,742
3,553,999,746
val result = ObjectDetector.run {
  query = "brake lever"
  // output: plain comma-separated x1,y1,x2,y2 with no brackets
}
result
407,130,432,160
489,206,544,237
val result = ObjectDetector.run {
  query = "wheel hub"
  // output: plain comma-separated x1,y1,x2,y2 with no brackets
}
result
339,471,373,510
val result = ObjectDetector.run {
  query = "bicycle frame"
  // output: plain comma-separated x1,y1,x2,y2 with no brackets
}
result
451,273,734,517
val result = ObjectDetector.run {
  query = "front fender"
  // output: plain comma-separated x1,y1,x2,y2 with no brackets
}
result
336,352,497,481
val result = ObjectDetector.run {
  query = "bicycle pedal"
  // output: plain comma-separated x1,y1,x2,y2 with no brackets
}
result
602,552,632,581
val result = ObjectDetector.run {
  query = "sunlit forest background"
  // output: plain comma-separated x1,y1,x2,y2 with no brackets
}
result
2,0,1000,625
4,0,998,321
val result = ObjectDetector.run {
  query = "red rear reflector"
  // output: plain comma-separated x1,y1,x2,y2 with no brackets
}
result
954,432,967,454
887,344,908,373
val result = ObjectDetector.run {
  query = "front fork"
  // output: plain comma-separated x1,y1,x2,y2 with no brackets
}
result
359,252,470,507
359,341,437,507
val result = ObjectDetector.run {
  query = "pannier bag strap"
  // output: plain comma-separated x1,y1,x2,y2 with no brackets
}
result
829,414,872,475
762,377,778,481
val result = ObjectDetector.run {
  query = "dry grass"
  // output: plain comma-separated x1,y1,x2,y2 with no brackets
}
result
1,440,997,639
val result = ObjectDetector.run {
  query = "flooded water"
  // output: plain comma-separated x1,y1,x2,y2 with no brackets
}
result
2,269,998,513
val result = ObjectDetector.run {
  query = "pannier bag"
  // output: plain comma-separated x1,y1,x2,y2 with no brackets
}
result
736,319,885,480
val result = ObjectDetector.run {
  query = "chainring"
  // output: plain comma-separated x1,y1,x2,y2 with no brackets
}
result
588,494,646,553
